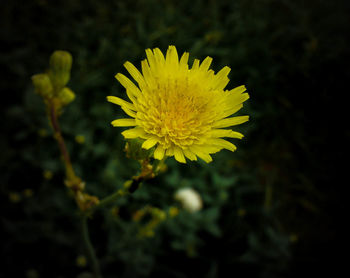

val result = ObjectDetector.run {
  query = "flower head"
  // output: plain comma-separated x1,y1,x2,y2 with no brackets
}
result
108,45,249,163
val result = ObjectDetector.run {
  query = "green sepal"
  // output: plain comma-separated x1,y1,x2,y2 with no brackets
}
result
125,138,156,160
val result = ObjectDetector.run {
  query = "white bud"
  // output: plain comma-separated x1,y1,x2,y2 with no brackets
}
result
174,188,203,213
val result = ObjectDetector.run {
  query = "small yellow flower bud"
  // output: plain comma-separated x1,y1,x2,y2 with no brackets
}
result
37,128,48,137
23,189,33,198
43,170,53,180
75,135,85,144
76,255,87,267
49,50,72,90
9,192,21,203
31,73,54,98
57,87,75,106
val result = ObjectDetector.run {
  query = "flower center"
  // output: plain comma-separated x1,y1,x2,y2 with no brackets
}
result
136,78,215,147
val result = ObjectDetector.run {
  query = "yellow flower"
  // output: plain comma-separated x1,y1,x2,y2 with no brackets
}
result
108,45,249,163
75,135,85,144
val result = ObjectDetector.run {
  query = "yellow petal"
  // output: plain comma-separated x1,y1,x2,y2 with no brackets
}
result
124,62,146,87
146,48,156,69
141,59,155,86
190,146,213,163
111,119,136,127
230,85,247,95
199,144,222,154
183,148,197,161
196,152,213,163
107,96,136,111
174,146,186,163
220,104,243,119
209,129,244,139
122,128,146,139
179,52,189,70
212,116,249,128
166,45,179,69
142,137,159,150
191,59,200,71
207,138,237,152
212,66,230,90
226,92,250,107
199,56,213,72
154,144,165,160
115,73,141,98
166,147,175,156
153,48,166,65
121,106,136,118
216,66,231,78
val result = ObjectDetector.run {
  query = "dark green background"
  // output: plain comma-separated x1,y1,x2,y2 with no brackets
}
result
1,0,348,277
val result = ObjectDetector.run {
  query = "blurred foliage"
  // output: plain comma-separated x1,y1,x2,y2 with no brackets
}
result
1,0,348,277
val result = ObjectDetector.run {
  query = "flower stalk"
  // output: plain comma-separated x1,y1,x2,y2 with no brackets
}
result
48,100,76,181
32,50,103,276
88,158,158,213
81,215,102,278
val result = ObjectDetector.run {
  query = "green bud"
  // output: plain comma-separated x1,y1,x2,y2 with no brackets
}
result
31,73,54,98
49,50,72,90
125,138,155,160
57,87,75,106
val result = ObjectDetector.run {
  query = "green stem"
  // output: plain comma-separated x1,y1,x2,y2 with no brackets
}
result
81,215,102,278
91,177,144,212
95,189,125,210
